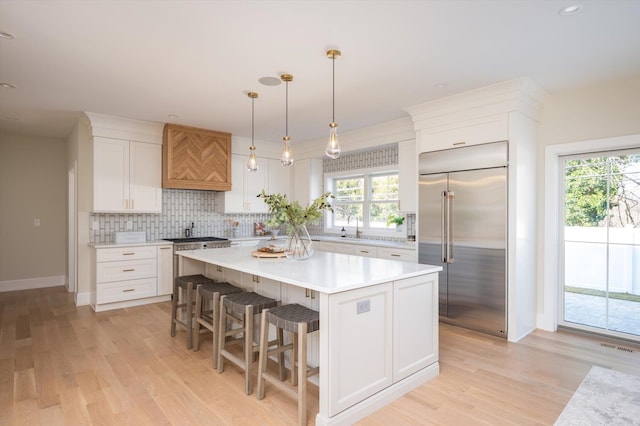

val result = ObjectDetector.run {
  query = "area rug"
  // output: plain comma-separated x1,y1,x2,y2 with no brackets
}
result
554,365,640,425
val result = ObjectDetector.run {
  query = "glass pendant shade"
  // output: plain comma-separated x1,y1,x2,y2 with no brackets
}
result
280,137,294,166
247,147,258,172
325,122,341,159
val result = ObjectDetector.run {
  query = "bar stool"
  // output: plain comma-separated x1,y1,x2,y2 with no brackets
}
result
170,274,216,349
192,281,243,369
256,303,320,426
217,292,279,395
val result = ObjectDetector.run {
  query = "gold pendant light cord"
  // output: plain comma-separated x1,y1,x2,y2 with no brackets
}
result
251,96,255,148
285,79,289,136
332,54,335,124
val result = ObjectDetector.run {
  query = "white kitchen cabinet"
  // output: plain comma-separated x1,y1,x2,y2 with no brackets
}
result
267,158,292,200
398,139,417,212
293,158,323,205
157,245,173,296
224,154,291,213
352,244,377,258
281,283,319,368
377,246,417,262
393,275,438,381
326,282,393,414
92,243,171,312
417,113,509,153
93,136,162,213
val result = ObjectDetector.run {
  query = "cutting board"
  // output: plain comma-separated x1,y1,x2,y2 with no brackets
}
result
251,250,287,258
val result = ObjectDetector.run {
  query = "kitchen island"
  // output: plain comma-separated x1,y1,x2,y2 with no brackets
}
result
178,246,441,425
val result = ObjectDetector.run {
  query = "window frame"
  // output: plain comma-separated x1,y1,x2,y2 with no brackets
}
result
325,165,400,237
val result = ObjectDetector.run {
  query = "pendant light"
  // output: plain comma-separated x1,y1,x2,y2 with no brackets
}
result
280,74,294,166
325,49,342,159
247,92,259,172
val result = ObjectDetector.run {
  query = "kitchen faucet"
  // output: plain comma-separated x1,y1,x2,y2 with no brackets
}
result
347,215,361,239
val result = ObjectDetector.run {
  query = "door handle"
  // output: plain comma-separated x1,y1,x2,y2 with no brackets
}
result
441,191,447,262
447,191,454,263
122,268,135,272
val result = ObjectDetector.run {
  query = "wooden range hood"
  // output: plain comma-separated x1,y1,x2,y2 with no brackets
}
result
162,123,232,191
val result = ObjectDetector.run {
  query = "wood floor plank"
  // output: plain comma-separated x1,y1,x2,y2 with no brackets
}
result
2,286,639,425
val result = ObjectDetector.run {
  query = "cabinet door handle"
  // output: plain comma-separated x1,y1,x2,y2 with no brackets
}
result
216,265,222,272
122,268,135,272
305,288,310,298
361,250,369,254
125,199,129,209
160,247,170,250
131,199,134,210
122,289,135,293
122,252,135,256
310,290,315,299
391,254,401,257
453,141,466,146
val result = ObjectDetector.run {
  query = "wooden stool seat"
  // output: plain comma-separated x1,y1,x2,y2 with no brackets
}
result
170,274,216,349
193,281,243,369
256,303,320,426
217,292,279,395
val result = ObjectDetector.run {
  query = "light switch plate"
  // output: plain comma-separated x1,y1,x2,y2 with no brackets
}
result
357,299,370,314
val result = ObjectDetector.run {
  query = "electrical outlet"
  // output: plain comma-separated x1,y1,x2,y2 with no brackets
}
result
126,220,133,230
92,221,99,230
33,219,40,227
357,299,370,314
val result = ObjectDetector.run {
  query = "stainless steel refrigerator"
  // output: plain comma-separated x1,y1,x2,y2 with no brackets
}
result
418,141,507,338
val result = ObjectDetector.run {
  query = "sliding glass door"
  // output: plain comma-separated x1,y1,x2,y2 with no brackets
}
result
560,149,640,340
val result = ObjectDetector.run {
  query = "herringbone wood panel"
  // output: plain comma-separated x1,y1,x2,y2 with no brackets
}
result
2,286,639,425
163,124,231,190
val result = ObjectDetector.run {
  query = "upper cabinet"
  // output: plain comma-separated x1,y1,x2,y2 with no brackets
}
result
162,123,232,191
86,112,164,214
292,158,323,206
398,139,417,212
94,137,162,213
223,154,292,213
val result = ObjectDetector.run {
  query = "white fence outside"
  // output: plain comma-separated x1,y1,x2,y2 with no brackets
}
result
565,226,640,294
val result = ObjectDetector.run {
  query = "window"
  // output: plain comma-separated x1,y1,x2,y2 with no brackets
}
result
326,167,399,233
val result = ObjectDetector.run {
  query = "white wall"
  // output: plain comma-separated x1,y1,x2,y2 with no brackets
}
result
0,132,67,290
536,74,640,328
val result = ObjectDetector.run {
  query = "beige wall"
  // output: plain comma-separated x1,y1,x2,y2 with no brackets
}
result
0,132,67,282
536,74,640,323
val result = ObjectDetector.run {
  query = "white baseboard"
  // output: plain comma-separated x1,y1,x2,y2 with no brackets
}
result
76,292,91,306
0,275,66,292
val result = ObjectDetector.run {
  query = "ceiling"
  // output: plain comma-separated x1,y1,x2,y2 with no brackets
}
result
1,1,640,143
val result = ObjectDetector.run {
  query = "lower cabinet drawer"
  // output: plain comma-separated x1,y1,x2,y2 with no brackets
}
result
96,278,157,304
353,245,377,258
97,259,157,283
377,247,417,262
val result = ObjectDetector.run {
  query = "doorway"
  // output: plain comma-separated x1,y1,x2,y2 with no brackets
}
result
559,149,640,340
68,162,78,301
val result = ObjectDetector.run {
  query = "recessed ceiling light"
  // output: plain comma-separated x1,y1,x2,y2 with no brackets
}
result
435,83,448,88
0,82,17,88
168,114,179,119
559,4,582,15
0,31,15,39
258,76,281,86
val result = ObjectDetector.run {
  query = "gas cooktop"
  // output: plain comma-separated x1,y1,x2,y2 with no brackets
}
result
163,236,229,243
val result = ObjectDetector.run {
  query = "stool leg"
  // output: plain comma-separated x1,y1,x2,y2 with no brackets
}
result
256,309,269,400
212,292,220,370
277,327,286,382
186,282,194,349
297,322,308,426
291,331,298,386
193,284,202,351
244,305,254,395
217,296,227,374
170,279,178,337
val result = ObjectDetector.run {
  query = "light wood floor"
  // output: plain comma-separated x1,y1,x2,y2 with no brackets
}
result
1,286,639,425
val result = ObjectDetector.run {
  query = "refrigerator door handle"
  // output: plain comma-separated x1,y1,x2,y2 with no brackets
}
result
441,191,447,262
447,191,455,263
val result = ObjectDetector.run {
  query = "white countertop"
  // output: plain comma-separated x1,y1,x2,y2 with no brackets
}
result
89,240,172,248
178,246,440,294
